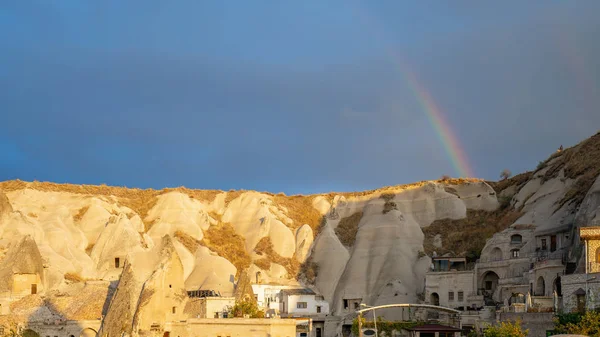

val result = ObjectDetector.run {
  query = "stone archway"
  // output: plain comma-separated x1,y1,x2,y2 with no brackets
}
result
80,328,97,337
536,276,545,296
481,271,500,294
430,292,440,306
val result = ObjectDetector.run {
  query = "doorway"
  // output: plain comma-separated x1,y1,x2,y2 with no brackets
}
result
430,292,440,306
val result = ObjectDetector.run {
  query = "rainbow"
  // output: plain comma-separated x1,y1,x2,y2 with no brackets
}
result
350,4,476,178
401,68,475,178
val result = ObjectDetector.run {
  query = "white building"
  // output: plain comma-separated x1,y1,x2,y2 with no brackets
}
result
251,284,329,317
280,288,329,317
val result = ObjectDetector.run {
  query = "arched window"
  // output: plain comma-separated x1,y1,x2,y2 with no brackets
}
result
511,234,522,244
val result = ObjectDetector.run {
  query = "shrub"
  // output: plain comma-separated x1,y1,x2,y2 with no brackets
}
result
228,297,264,318
554,310,600,336
484,319,528,337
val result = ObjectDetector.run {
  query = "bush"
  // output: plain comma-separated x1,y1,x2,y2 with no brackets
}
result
554,310,600,336
228,297,264,318
484,320,528,337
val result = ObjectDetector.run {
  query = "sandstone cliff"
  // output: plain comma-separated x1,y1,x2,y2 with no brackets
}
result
0,130,598,321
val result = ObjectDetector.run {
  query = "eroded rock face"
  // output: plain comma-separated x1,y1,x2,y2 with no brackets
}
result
295,224,314,263
0,190,13,217
0,180,499,306
575,174,600,227
184,246,237,296
99,235,187,337
330,203,426,316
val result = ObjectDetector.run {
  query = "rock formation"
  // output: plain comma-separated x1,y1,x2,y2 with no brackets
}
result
0,130,598,332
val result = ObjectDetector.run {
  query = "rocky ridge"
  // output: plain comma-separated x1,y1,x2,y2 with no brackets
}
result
0,130,598,323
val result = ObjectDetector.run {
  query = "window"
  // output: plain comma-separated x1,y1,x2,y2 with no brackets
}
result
172,306,176,314
31,284,37,295
115,257,120,268
551,235,557,252
458,291,464,302
343,299,349,309
448,291,454,301
541,239,547,251
511,249,520,258
511,234,522,244
354,302,360,310
316,306,321,313
297,302,307,309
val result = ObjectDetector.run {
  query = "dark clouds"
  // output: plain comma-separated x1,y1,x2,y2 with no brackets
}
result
1,1,599,194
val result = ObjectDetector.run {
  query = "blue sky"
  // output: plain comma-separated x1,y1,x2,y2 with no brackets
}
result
1,1,599,194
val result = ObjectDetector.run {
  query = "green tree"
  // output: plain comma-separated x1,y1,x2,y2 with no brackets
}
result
554,310,600,337
484,320,528,337
228,296,264,318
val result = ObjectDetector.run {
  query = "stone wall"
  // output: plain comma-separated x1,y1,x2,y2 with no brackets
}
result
561,272,600,312
498,313,554,337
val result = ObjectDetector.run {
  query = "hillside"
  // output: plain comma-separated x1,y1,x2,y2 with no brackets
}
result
0,130,599,321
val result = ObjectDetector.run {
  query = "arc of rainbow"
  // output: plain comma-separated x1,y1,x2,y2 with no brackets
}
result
350,3,475,178
401,67,475,178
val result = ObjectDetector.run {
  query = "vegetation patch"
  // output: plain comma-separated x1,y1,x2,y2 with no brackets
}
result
174,230,200,254
487,171,533,195
64,272,85,283
423,208,523,259
298,255,319,285
253,258,271,270
537,131,600,210
73,206,89,222
352,317,424,337
273,195,324,233
253,237,299,277
334,211,363,247
383,201,397,214
201,222,251,275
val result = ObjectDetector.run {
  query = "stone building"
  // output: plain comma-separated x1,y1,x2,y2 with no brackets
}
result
561,225,600,312
0,235,45,308
474,225,536,304
425,257,475,309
